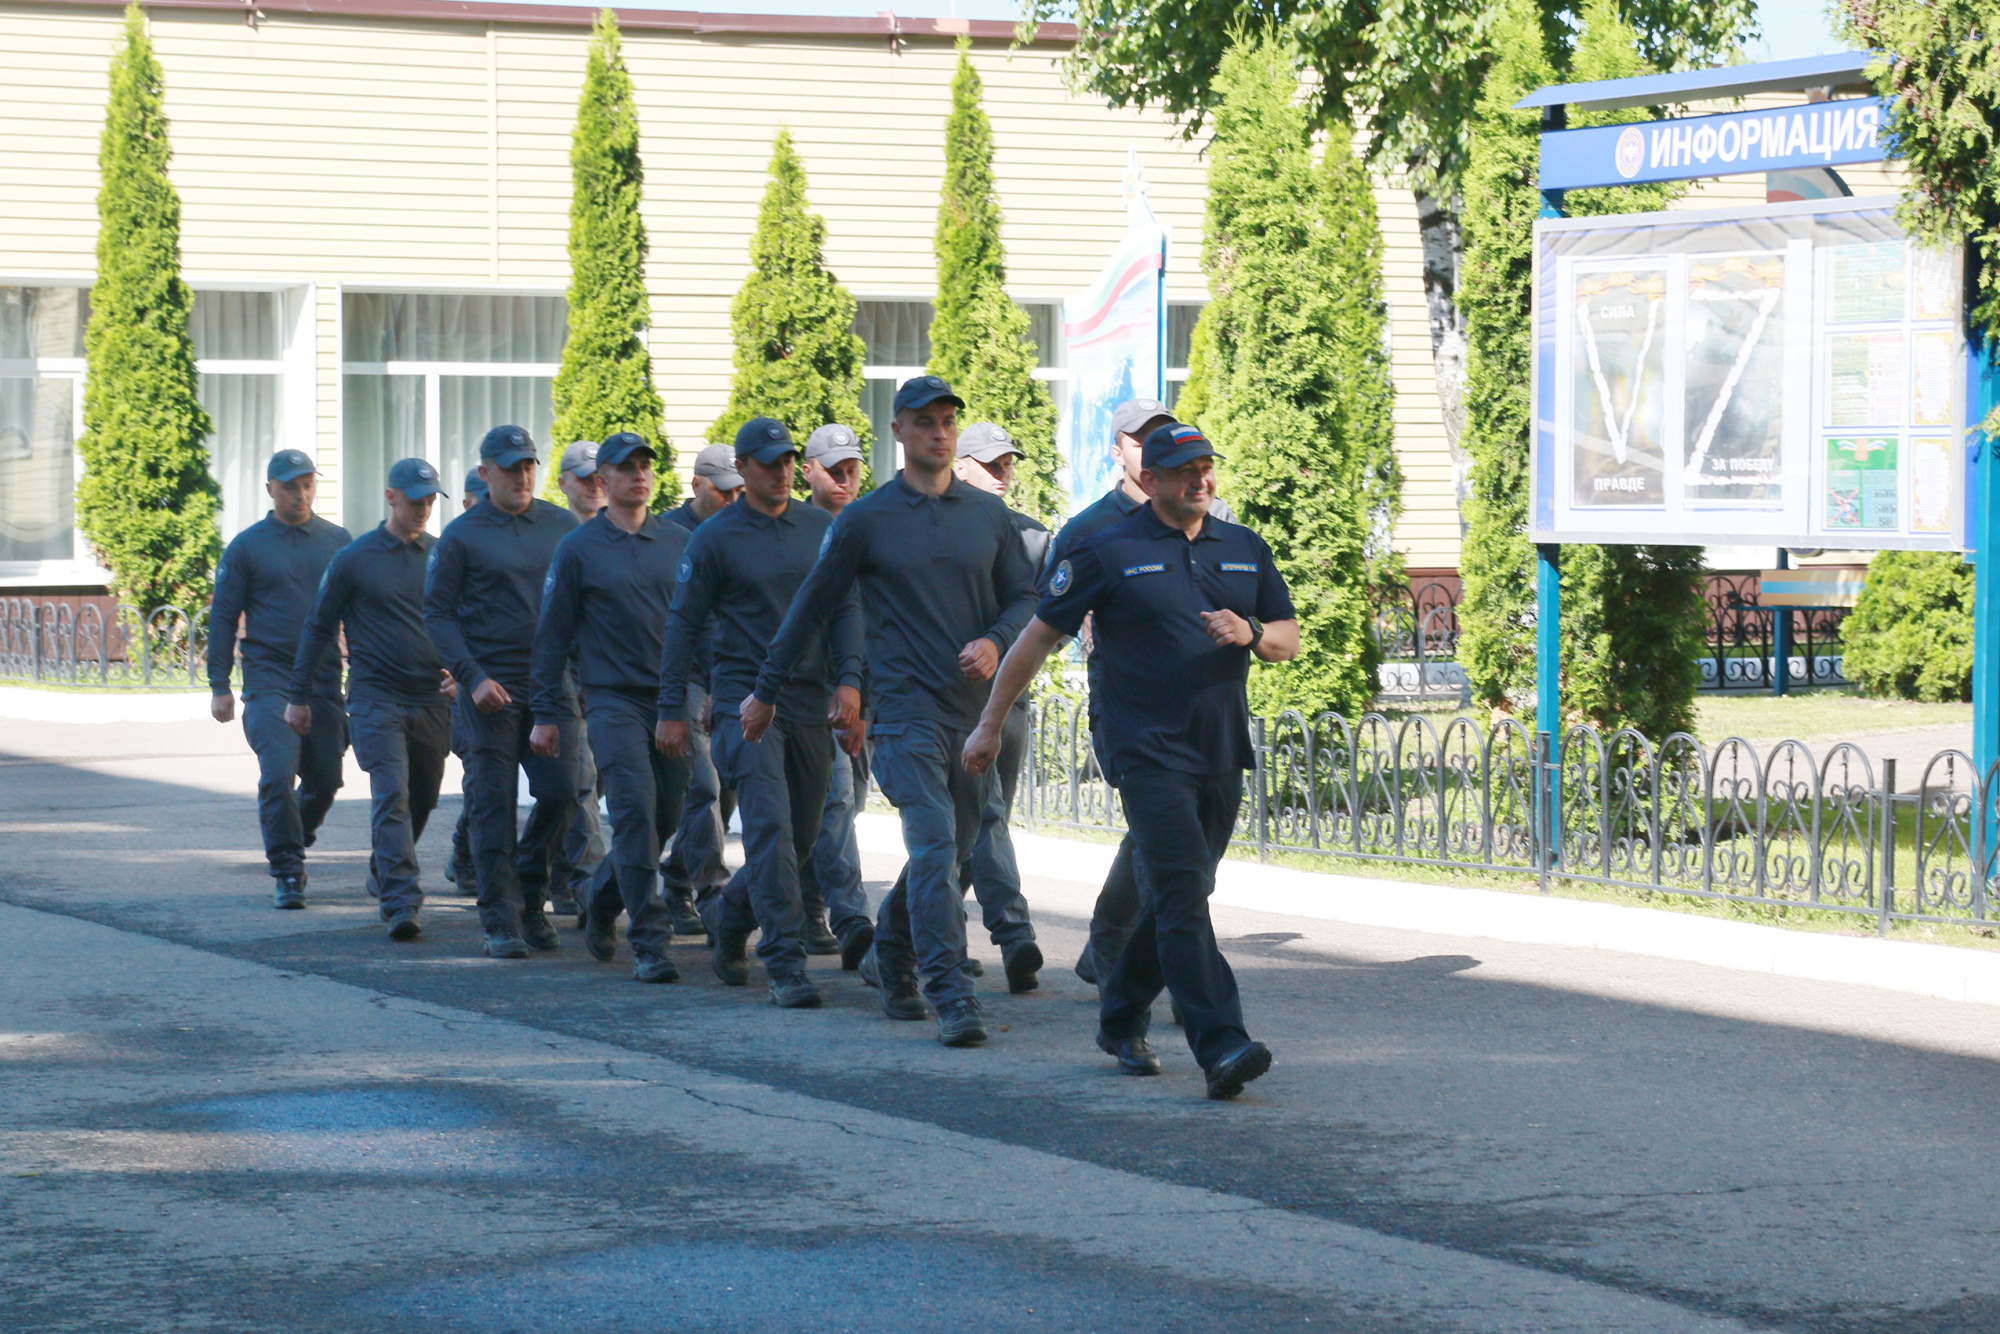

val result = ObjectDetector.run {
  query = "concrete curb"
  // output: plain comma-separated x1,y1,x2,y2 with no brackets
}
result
0,685,213,725
853,811,2000,1009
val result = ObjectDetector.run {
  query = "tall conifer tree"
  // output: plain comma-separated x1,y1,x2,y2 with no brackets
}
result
77,2,219,614
928,38,1061,524
551,10,666,481
712,129,872,482
1178,35,1392,720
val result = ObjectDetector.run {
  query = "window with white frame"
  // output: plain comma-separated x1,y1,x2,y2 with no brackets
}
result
0,286,86,570
1166,301,1204,409
340,291,566,532
194,288,301,542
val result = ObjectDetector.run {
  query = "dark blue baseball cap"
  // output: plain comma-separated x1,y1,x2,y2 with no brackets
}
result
387,457,444,500
892,374,965,415
478,424,538,469
1142,422,1221,472
596,431,655,468
267,448,317,482
463,468,488,498
734,417,799,464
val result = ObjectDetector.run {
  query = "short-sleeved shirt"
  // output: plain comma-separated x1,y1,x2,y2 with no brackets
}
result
1038,503,1294,782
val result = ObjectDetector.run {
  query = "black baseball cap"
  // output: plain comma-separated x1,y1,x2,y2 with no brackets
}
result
463,468,488,498
596,431,655,468
386,457,444,500
478,424,539,469
734,417,799,465
893,374,965,415
1142,422,1220,472
267,449,317,482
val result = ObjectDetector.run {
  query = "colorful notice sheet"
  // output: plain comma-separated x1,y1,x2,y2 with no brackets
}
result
1829,241,1905,323
1912,248,1957,321
1911,436,1954,533
1570,267,1668,506
1824,435,1898,530
1827,332,1906,427
1683,255,1786,501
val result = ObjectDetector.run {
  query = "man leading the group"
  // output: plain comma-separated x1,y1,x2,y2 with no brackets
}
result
424,424,581,959
206,449,352,910
530,433,690,983
964,422,1297,1100
752,377,1036,1047
658,419,864,1008
287,458,454,940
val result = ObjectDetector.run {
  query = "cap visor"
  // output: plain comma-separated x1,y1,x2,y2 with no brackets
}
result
741,443,801,465
400,482,445,500
1151,445,1221,470
270,465,317,482
489,448,538,469
812,446,864,466
903,390,967,412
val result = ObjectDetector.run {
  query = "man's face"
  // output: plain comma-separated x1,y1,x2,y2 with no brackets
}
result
1140,455,1216,525
481,458,538,514
691,473,742,519
385,487,435,533
954,452,1016,498
805,456,862,511
602,455,654,509
558,468,605,515
267,474,316,525
738,452,795,508
1114,416,1173,486
893,402,959,474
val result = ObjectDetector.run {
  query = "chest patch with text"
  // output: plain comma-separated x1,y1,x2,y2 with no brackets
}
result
1219,562,1258,573
1122,563,1167,577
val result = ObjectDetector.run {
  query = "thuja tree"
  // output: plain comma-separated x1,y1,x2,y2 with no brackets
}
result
712,129,873,490
928,38,1062,525
550,9,667,492
77,2,220,615
1179,35,1391,720
1454,0,1705,736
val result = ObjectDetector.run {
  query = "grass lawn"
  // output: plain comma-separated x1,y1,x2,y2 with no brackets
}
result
1693,692,1969,743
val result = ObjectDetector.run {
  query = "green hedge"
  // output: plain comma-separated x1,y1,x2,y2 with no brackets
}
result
1842,551,1974,702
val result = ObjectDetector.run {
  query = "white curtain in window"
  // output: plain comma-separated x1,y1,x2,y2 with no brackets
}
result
854,301,934,367
342,293,567,364
1022,302,1064,370
441,376,555,489
342,375,424,533
200,373,282,540
861,379,900,479
0,375,76,563
0,287,88,361
192,291,283,361
1166,304,1204,372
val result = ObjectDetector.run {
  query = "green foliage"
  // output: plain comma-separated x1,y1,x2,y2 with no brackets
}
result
713,129,873,494
1179,36,1390,720
77,3,218,614
550,10,667,497
1843,550,1975,701
928,39,1061,525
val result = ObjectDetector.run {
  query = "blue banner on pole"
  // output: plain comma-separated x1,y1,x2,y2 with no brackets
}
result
1538,97,1889,191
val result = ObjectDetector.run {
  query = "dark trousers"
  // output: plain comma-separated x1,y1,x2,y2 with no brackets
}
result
349,698,452,917
662,681,729,896
801,744,870,931
1085,717,1142,969
242,694,347,879
956,701,1033,946
583,689,689,958
558,722,606,903
460,691,578,937
711,713,834,977
1100,765,1252,1069
871,721,997,1006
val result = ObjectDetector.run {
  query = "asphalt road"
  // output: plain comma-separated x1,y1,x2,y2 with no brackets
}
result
3,717,1998,1333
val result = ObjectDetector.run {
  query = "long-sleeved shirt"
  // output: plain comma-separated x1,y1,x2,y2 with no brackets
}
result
528,510,688,724
755,472,1037,732
206,511,352,700
659,499,863,726
423,497,578,696
663,498,715,692
287,523,443,708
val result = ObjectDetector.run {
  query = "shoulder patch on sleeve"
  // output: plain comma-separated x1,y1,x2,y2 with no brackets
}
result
1049,559,1073,596
677,555,692,583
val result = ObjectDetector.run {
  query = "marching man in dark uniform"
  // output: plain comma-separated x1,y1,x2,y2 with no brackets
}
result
287,458,455,941
424,424,580,959
530,433,690,983
963,422,1297,1100
445,468,486,894
207,448,352,910
545,438,610,923
658,418,864,1008
754,377,1036,1047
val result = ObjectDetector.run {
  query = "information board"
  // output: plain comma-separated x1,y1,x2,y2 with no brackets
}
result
1531,198,1966,549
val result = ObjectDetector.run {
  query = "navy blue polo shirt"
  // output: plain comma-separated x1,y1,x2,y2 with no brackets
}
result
424,496,578,696
288,523,443,708
1038,504,1294,781
757,472,1037,732
528,509,688,724
660,499,863,726
207,512,352,700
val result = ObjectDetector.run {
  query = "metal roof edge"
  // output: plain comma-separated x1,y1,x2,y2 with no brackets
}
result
1515,51,1878,113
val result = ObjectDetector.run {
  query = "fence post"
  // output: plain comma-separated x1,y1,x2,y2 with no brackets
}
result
31,602,43,682
1878,756,1896,937
1254,715,1271,863
1536,729,1553,895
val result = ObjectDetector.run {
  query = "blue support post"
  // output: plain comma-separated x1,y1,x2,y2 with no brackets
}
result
1538,114,1566,873
1771,548,1791,697
1973,335,2000,788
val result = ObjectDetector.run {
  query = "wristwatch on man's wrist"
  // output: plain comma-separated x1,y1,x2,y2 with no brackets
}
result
1245,617,1264,649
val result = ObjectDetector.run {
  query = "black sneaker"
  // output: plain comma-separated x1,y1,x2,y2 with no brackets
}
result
768,972,824,1009
935,997,988,1047
633,952,680,984
273,876,306,910
1204,1041,1273,1101
962,957,986,978
1002,939,1043,994
857,943,882,989
520,909,561,953
549,888,580,919
882,971,928,1022
669,891,705,938
801,909,840,955
384,908,421,941
454,867,477,898
697,898,748,985
583,907,617,962
483,932,530,959
1095,1029,1161,1076
837,917,875,971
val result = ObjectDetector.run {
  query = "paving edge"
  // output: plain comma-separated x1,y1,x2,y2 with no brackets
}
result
853,811,2000,1009
0,685,213,724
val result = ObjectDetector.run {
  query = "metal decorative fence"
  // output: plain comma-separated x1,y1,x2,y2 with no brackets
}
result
0,598,210,688
1020,697,1997,933
1699,571,1850,691
1371,579,1470,705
